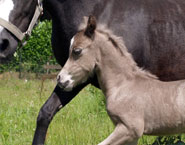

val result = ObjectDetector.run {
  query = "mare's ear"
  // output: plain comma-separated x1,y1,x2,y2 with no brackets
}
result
85,15,96,38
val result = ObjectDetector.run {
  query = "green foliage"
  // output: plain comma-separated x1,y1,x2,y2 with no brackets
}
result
152,135,185,145
0,20,57,73
18,20,55,65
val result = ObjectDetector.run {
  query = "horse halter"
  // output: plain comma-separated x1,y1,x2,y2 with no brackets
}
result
0,0,43,42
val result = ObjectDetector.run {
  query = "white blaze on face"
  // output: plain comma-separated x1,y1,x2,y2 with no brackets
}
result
70,36,75,48
57,36,77,91
0,0,14,34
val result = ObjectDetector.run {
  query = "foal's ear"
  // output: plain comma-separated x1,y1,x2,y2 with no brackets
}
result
85,15,96,38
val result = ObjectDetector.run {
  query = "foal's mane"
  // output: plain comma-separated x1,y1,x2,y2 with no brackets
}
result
98,26,158,80
79,19,158,80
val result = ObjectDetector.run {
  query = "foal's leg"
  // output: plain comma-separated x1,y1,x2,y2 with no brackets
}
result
32,83,87,145
98,123,141,145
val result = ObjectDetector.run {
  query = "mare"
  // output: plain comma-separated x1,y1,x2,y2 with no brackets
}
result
0,0,185,144
58,15,185,145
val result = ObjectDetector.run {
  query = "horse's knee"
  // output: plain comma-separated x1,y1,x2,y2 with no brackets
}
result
36,107,52,126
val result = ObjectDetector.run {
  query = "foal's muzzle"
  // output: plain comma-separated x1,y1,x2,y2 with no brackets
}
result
57,76,70,89
57,73,74,91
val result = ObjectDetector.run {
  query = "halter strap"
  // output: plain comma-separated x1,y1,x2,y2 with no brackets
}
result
0,0,43,41
26,0,43,36
0,18,25,41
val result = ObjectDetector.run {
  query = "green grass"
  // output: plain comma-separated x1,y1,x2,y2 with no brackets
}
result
0,76,183,145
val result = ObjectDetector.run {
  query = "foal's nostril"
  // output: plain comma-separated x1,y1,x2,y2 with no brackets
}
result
0,39,9,52
58,80,70,89
64,80,69,86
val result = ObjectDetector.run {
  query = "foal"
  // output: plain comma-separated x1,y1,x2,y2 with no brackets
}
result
57,16,185,145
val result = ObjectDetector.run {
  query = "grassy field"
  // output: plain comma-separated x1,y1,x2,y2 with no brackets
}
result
0,75,183,145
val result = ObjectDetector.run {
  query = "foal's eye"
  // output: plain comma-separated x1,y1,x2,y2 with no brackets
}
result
72,48,82,56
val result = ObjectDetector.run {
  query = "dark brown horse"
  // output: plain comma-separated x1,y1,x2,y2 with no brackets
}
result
0,0,185,144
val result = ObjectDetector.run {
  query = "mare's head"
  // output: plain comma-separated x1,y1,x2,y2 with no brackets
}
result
0,0,41,62
57,16,99,91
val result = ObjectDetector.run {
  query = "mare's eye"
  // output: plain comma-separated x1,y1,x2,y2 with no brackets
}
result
72,48,82,56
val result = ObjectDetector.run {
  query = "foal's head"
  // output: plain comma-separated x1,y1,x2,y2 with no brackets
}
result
57,16,98,91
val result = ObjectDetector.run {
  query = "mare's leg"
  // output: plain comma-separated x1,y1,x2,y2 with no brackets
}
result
98,123,141,145
32,83,87,145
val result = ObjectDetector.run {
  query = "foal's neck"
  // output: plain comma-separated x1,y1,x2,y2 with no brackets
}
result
95,37,135,94
95,33,155,97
